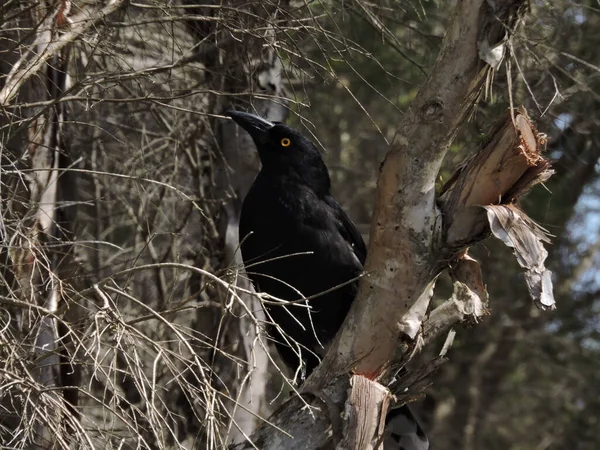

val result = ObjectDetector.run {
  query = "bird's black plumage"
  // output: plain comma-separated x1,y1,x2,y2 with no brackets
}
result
228,110,429,450
231,111,365,374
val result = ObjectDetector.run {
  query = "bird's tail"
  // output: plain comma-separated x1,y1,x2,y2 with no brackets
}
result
384,405,430,450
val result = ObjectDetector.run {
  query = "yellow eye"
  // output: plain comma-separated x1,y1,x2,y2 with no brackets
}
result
281,138,291,147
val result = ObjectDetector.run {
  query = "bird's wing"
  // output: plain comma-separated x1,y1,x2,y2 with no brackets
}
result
324,195,367,266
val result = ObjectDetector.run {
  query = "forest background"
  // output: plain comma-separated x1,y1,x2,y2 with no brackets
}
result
1,1,599,449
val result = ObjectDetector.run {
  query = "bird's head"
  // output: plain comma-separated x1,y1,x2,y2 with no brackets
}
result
226,110,330,190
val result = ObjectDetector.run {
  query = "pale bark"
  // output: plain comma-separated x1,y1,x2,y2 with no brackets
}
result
2,4,84,444
220,52,289,443
336,376,391,450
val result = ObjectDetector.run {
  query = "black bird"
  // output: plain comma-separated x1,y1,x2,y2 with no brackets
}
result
228,110,429,450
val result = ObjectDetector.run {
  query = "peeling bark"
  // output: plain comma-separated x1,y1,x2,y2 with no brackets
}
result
422,256,490,347
484,205,555,310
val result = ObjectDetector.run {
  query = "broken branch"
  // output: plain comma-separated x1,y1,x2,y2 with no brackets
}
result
439,108,553,247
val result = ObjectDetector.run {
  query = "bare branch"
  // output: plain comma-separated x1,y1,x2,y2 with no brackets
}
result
0,0,126,106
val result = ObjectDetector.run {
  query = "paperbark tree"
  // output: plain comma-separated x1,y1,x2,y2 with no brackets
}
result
232,1,555,448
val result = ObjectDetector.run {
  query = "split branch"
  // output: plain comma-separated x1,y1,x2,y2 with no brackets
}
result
421,108,554,347
439,108,552,248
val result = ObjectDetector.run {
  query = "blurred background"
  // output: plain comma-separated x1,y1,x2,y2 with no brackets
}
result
1,1,598,449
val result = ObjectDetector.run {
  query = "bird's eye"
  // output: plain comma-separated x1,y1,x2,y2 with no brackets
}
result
281,138,291,147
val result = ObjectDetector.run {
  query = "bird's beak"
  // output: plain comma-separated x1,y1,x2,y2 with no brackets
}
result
226,110,274,140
